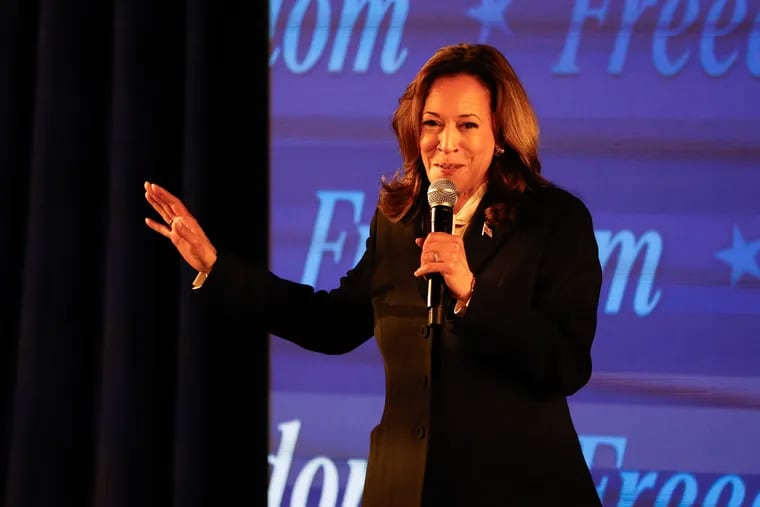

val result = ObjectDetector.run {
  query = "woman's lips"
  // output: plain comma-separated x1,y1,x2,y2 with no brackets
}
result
435,163,463,174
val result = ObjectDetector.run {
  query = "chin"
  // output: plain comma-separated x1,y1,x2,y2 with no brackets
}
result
433,170,457,181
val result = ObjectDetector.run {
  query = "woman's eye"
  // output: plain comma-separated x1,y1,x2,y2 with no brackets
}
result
461,122,478,129
422,119,439,127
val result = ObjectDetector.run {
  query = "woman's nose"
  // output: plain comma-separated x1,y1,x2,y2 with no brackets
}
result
437,125,460,152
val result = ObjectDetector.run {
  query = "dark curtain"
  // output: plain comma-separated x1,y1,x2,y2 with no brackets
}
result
0,1,270,506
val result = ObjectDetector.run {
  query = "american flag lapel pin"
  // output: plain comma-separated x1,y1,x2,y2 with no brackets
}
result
481,222,493,238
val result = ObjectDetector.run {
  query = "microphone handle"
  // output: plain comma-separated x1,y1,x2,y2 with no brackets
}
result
427,204,454,327
430,205,454,234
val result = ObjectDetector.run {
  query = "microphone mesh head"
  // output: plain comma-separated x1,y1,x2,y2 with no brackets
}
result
427,178,458,208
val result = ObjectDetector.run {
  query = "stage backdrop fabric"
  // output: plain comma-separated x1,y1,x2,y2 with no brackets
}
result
0,1,270,506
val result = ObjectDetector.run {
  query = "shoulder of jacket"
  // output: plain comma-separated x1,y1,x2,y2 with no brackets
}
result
531,184,592,216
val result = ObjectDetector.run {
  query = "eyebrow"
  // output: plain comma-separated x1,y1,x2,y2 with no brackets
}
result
422,112,482,120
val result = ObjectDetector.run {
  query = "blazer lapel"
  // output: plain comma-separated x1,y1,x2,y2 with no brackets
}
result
462,190,511,275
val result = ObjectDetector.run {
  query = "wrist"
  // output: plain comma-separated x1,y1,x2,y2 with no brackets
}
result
200,249,217,275
454,275,476,317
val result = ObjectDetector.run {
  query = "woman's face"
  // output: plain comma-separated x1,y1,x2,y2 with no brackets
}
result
419,73,496,211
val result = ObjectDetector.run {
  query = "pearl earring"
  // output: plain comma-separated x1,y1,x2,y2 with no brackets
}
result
494,146,505,157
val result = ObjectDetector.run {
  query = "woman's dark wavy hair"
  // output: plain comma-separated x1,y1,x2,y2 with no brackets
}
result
378,43,550,226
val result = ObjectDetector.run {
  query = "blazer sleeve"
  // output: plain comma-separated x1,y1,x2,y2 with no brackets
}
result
452,191,603,396
196,212,378,355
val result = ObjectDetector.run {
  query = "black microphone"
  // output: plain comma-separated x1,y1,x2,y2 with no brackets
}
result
426,178,458,328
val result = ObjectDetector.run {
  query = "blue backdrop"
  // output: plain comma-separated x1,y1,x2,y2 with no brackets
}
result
267,0,760,505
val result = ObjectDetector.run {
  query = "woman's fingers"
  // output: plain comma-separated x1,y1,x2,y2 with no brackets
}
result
145,192,173,225
144,216,172,238
148,182,191,217
144,181,193,226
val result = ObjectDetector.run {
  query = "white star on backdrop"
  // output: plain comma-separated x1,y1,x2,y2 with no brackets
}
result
715,226,760,286
466,0,512,43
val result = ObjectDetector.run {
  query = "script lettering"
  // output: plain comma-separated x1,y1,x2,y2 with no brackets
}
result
268,420,300,507
609,0,659,75
749,9,760,76
656,472,698,505
618,471,659,506
302,191,366,286
701,0,746,77
595,230,662,316
291,457,340,505
269,419,760,506
553,0,610,74
305,192,663,316
704,475,746,506
578,435,627,499
269,419,367,506
270,0,409,73
652,0,699,76
328,0,408,73
555,0,760,76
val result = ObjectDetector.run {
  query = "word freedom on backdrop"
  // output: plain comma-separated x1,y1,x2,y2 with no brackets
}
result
269,419,760,507
300,190,662,317
268,0,760,76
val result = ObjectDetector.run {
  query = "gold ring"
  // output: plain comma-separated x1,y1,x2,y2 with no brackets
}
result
433,251,439,263
168,218,173,226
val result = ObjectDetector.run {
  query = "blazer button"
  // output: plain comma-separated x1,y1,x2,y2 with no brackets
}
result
414,425,426,439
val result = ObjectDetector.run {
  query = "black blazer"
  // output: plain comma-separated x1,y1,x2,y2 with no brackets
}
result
202,185,603,506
